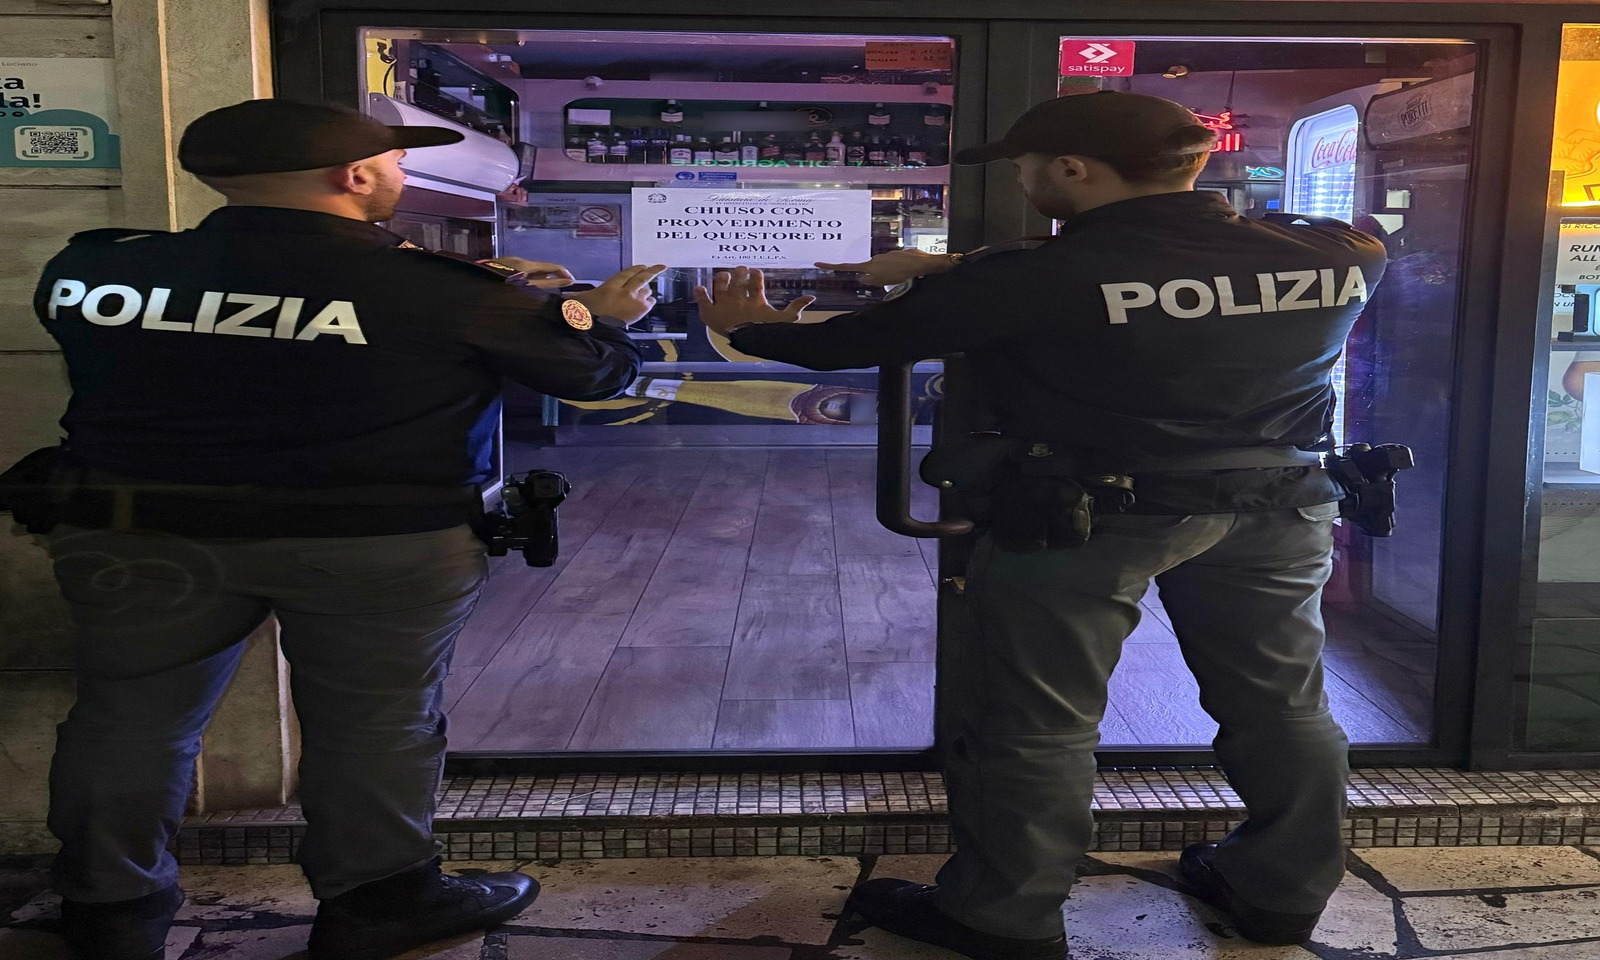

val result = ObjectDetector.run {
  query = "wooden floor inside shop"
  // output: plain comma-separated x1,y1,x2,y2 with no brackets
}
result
444,445,1437,752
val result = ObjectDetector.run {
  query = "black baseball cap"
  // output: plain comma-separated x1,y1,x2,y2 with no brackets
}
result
178,99,465,177
955,91,1215,165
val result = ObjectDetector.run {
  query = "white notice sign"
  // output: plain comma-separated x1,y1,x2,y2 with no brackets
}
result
630,188,872,268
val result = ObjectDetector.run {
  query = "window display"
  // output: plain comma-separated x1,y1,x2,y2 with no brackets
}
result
362,29,954,434
1528,24,1600,751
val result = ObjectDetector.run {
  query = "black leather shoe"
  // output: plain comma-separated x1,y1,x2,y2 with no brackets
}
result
308,858,540,960
1178,843,1323,945
59,883,184,960
846,878,1067,960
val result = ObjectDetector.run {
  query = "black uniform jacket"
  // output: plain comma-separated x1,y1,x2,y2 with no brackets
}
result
731,191,1388,512
35,206,642,492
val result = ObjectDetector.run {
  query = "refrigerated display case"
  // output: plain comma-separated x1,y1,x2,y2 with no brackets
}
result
1285,103,1362,221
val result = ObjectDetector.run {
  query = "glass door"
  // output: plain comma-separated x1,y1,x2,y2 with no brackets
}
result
963,23,1491,758
353,21,987,759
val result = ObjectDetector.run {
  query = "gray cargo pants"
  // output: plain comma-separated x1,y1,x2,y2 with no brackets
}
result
933,503,1350,939
42,523,487,903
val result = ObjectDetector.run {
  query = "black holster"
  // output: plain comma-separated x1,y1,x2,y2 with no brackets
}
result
920,435,1133,551
1324,442,1415,537
0,443,80,534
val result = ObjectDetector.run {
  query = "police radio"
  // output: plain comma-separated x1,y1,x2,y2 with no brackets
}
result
1324,443,1414,538
481,470,571,567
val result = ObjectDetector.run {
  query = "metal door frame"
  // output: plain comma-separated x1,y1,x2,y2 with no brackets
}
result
271,1,1583,772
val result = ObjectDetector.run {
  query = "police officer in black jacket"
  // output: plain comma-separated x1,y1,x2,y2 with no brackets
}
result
696,92,1387,959
31,99,659,960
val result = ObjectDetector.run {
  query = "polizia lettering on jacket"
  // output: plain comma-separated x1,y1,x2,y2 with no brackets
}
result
1100,266,1371,325
45,280,367,344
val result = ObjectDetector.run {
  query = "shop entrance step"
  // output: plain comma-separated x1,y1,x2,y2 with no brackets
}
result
178,767,1600,866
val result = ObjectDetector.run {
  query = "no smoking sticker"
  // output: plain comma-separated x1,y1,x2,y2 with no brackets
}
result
576,205,621,238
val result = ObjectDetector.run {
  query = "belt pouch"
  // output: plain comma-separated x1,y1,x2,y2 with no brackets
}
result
919,433,1026,521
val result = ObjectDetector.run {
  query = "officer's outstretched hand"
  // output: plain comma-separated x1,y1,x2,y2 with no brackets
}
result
568,264,668,324
693,267,817,335
816,249,957,287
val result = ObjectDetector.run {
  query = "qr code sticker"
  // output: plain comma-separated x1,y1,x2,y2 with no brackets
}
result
15,125,94,161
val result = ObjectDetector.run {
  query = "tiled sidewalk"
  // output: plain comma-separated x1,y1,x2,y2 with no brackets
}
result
6,846,1600,959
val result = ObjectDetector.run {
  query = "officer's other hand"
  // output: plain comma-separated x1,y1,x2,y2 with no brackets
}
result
815,249,956,286
496,258,577,290
569,264,667,323
693,267,817,335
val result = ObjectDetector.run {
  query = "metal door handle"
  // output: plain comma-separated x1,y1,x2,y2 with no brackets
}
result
877,360,975,538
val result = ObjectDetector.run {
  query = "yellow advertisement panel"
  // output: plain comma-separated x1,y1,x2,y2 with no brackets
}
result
364,37,397,98
1555,35,1600,206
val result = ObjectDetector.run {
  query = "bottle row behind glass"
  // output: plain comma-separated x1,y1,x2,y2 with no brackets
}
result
564,128,949,167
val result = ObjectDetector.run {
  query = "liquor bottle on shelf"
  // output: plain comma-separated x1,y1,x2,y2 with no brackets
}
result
885,134,905,167
804,132,826,164
825,131,846,166
669,133,693,165
759,133,782,163
627,129,650,164
715,133,739,163
739,133,760,165
415,58,442,90
565,133,588,162
867,102,892,128
607,130,630,164
586,129,609,163
781,135,805,163
845,130,867,166
923,103,949,133
693,132,715,165
661,99,685,126
647,129,670,165
904,134,928,167
866,133,887,166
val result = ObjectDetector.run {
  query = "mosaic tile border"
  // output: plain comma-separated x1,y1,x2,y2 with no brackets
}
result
174,768,1600,865
173,813,1600,866
188,767,1600,824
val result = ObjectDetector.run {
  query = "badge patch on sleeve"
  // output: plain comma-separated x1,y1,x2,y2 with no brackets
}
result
562,299,594,330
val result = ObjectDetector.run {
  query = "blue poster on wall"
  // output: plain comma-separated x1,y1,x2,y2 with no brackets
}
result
0,58,120,169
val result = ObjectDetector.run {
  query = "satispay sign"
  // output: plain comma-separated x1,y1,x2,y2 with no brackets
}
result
1059,39,1137,77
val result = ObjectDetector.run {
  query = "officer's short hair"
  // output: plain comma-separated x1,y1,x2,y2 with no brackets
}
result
1096,126,1216,184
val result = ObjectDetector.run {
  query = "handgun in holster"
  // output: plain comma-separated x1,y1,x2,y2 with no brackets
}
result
1323,442,1414,537
921,437,1133,552
478,469,572,566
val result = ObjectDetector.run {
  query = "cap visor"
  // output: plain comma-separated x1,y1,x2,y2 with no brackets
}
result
953,140,1018,165
391,125,467,149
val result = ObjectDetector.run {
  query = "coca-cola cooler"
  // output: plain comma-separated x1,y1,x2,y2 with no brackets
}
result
1282,93,1370,471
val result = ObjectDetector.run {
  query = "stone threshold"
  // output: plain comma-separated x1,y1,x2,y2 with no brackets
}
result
177,767,1600,866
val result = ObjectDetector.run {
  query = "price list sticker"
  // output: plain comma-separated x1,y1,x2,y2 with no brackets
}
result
864,42,953,72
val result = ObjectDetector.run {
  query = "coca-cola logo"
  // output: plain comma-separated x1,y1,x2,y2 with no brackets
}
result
1309,127,1359,169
